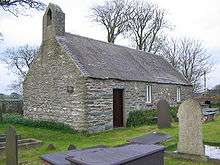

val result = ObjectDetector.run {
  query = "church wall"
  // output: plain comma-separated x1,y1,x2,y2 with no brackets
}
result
23,38,88,131
84,78,193,132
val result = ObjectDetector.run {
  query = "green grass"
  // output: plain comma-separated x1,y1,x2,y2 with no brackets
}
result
0,115,220,165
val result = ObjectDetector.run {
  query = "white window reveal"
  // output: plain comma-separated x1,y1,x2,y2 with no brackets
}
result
177,87,181,102
146,85,152,103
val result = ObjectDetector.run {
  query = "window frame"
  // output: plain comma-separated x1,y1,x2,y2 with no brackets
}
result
177,86,181,102
146,85,152,104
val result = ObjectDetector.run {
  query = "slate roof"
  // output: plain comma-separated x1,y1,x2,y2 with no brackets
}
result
56,32,191,85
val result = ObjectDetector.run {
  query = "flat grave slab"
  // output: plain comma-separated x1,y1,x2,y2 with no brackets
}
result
66,144,164,165
127,132,172,145
41,145,108,165
41,152,70,165
41,144,164,165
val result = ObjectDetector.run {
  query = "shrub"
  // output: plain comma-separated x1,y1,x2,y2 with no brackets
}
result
1,113,75,133
126,107,179,127
126,109,158,127
169,107,178,122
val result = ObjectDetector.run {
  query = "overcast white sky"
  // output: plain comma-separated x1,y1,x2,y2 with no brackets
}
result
0,0,220,94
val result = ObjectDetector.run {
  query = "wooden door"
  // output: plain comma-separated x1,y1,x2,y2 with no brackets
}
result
113,89,124,127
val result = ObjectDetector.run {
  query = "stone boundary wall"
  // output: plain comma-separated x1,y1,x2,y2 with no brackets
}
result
0,100,23,115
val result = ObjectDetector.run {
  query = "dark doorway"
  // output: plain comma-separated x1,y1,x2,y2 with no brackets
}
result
113,89,124,128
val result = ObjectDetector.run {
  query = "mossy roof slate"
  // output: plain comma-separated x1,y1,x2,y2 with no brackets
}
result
56,33,191,86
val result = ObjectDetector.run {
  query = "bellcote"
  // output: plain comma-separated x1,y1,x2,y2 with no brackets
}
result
42,3,65,41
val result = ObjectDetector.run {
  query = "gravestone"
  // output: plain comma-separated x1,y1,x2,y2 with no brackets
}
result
128,132,172,144
177,99,205,156
6,126,18,165
157,99,171,128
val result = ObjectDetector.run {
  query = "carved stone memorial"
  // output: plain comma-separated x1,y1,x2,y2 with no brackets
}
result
177,99,205,156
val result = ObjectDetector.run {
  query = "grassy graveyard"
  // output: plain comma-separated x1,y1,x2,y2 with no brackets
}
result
0,115,219,165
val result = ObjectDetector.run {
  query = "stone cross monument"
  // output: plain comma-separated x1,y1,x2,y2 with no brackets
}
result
157,99,171,128
177,99,205,156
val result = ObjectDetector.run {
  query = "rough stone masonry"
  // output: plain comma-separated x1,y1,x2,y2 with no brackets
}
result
23,3,193,133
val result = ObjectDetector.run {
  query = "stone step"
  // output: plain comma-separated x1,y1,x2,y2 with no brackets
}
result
0,138,42,152
0,134,21,142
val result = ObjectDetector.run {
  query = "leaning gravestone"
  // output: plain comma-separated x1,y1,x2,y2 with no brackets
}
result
177,99,205,156
157,99,171,128
6,126,18,165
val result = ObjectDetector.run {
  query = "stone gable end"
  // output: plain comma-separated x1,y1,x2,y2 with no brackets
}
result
23,38,87,130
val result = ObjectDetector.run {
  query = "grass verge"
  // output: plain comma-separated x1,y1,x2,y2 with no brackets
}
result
0,115,219,165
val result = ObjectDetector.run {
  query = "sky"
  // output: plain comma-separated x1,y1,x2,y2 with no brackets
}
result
0,0,220,94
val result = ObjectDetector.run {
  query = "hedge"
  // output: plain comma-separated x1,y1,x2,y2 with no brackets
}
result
126,109,159,127
126,107,179,127
1,113,75,133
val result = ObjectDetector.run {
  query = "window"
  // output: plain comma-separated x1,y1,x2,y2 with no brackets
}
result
177,87,181,102
146,85,152,103
47,9,52,26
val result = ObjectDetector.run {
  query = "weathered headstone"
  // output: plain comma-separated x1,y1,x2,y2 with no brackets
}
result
6,126,18,165
157,99,171,128
177,99,205,156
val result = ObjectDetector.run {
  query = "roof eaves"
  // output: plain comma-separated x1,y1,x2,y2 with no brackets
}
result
86,76,192,86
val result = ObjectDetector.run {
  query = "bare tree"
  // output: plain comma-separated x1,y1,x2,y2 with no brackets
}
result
159,38,180,68
145,34,167,54
0,0,46,16
3,45,38,77
161,38,212,91
145,8,169,53
91,0,133,43
127,1,170,53
2,45,39,92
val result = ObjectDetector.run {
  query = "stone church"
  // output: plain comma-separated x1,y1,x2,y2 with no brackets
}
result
23,3,192,132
